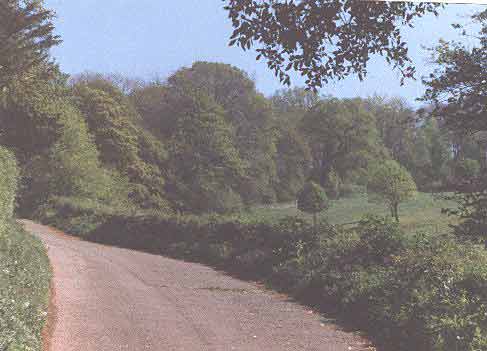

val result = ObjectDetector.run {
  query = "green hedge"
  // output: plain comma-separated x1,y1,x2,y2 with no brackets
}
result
38,202,487,351
0,148,18,236
0,221,51,351
0,147,51,351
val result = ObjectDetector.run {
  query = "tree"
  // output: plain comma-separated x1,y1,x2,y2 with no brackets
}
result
297,181,328,228
159,83,247,213
72,80,171,211
138,62,279,205
224,0,440,90
367,160,417,222
274,126,312,201
271,87,319,119
0,0,60,89
299,97,384,195
422,10,487,244
365,96,417,171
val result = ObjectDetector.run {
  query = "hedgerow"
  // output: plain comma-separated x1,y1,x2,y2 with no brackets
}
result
0,147,51,351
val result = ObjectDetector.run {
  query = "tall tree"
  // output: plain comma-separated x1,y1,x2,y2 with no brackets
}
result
0,0,60,89
224,0,440,90
161,86,247,213
138,62,280,205
299,97,384,193
72,80,171,211
422,10,487,245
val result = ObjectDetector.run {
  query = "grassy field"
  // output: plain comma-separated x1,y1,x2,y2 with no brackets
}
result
246,192,458,234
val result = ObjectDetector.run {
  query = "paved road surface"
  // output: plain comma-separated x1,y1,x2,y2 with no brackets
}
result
22,220,372,351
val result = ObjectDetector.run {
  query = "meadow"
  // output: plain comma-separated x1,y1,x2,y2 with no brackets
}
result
246,192,458,234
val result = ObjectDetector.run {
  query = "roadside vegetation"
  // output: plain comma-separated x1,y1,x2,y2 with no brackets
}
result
1,1,486,351
0,148,51,351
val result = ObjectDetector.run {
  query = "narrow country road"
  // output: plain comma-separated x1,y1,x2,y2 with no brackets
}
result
21,220,372,351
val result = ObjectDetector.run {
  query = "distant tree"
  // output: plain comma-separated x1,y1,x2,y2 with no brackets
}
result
160,84,247,213
365,96,417,170
274,126,311,201
454,158,481,181
72,81,171,211
224,0,440,90
297,181,329,228
367,160,417,222
0,0,60,89
299,98,384,194
270,87,319,118
147,62,279,205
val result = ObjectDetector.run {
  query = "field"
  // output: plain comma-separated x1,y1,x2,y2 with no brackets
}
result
246,192,458,234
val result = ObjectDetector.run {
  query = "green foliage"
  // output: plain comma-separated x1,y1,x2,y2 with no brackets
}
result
0,73,131,217
274,126,311,201
224,0,440,89
454,158,481,180
422,10,487,245
0,147,50,351
0,0,60,89
297,181,328,215
300,97,384,190
0,221,51,351
72,81,171,211
367,160,417,221
162,62,279,206
0,148,18,236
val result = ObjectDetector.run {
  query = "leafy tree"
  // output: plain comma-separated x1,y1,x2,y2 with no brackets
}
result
365,96,417,170
0,72,130,216
274,126,311,201
0,0,60,89
422,10,487,243
367,160,417,222
299,97,384,195
224,0,440,90
138,62,279,205
159,83,247,213
271,87,319,119
297,181,328,228
72,81,171,211
422,10,487,135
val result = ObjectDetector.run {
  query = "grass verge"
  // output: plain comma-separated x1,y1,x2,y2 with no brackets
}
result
0,220,51,351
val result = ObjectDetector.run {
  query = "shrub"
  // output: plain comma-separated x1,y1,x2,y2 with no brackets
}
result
0,221,51,351
367,160,417,221
297,181,329,227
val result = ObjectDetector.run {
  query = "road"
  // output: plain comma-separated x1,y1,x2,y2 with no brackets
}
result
22,220,372,351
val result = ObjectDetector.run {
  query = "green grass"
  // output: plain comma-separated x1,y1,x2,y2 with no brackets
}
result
0,221,51,351
245,192,458,234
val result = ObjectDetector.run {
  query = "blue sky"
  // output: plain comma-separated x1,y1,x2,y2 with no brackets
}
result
45,1,485,106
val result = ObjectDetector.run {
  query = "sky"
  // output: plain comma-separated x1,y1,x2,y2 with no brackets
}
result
44,1,486,106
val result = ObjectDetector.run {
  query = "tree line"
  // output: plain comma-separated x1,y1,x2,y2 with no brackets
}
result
1,59,485,219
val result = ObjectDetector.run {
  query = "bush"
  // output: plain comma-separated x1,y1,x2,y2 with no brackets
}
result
297,181,329,227
0,221,51,351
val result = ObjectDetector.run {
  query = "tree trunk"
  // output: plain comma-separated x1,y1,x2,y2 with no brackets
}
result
313,213,317,230
393,203,399,222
